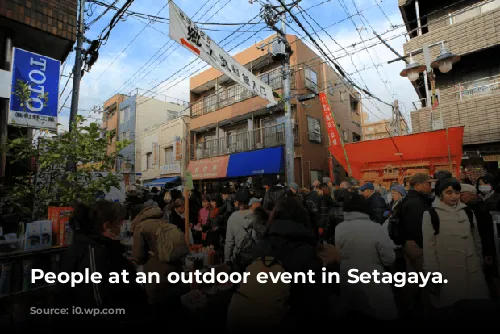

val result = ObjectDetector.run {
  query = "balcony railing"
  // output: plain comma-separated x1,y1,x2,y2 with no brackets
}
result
191,123,299,160
191,67,295,118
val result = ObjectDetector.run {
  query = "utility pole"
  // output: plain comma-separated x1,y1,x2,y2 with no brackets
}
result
393,99,401,136
281,7,294,185
69,0,85,132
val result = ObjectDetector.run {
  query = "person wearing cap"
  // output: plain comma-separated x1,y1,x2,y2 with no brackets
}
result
422,178,489,309
224,189,252,264
400,173,434,313
248,197,262,211
359,182,387,225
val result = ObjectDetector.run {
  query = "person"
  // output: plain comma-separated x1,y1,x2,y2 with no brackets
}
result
335,191,398,320
227,196,332,332
422,178,490,309
55,202,149,329
169,198,185,231
262,178,286,212
316,183,335,242
224,189,252,265
400,173,434,315
194,195,211,244
359,182,387,224
383,184,407,249
131,205,189,316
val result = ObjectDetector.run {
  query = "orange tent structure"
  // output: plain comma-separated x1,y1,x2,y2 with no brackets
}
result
329,126,465,180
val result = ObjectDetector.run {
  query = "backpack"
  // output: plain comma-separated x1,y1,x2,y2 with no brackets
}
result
428,206,475,235
388,197,408,245
232,225,258,273
233,256,291,327
155,220,189,263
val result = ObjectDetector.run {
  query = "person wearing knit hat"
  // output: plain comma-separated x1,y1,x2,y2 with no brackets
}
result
391,185,407,198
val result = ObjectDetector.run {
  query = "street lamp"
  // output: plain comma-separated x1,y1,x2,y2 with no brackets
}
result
431,44,461,74
400,55,426,82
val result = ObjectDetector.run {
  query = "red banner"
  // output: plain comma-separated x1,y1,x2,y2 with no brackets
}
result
328,158,334,182
319,92,341,147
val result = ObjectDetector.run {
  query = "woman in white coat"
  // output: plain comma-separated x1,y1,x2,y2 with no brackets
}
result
335,192,398,320
422,178,490,309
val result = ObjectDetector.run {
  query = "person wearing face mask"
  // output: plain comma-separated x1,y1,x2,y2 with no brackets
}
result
55,201,149,329
422,178,490,310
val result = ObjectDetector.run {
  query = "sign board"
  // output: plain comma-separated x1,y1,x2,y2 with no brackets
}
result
160,163,181,175
184,171,194,190
169,1,276,105
152,142,159,165
9,48,60,130
319,92,342,148
483,155,500,162
174,138,182,161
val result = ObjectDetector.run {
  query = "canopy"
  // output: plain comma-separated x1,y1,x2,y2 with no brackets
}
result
226,146,284,178
186,156,229,180
330,127,465,179
144,176,181,187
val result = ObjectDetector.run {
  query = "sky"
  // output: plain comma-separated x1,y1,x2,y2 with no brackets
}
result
57,0,418,132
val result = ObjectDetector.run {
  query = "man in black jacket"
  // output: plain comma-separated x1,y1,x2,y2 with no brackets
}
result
262,178,286,212
359,183,387,224
400,173,434,315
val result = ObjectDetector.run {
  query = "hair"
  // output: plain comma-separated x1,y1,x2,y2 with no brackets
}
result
210,193,223,207
438,177,461,195
151,187,159,194
319,182,329,189
70,201,126,235
269,196,310,229
476,174,494,188
173,198,184,209
343,191,371,215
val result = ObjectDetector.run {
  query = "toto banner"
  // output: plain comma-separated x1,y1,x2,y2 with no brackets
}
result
9,48,60,130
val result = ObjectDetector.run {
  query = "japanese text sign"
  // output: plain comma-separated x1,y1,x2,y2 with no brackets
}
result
319,92,341,147
169,2,276,105
9,48,60,130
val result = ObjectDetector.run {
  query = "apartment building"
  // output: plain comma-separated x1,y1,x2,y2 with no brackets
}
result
0,0,77,184
187,34,362,188
362,112,409,140
116,94,186,183
102,94,127,164
136,116,189,187
399,0,500,152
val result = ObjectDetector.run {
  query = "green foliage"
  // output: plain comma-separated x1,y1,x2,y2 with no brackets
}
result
12,79,49,111
4,116,131,220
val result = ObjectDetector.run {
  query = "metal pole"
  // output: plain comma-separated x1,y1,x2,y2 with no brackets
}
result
415,0,422,36
394,99,401,136
69,0,85,131
281,8,294,185
0,34,12,186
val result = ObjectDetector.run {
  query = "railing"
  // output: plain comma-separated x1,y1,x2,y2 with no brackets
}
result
190,67,295,118
453,74,500,101
191,123,299,160
448,0,500,25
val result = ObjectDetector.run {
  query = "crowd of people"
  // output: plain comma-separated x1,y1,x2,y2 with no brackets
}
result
44,170,500,330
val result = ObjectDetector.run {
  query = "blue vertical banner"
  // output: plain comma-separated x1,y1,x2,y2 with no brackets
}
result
9,48,60,130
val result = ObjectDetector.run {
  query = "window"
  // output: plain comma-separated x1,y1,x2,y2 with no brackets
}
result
328,82,335,95
122,132,127,140
304,68,318,93
307,116,321,143
164,147,173,165
123,106,130,122
340,92,345,102
343,130,349,142
146,153,152,170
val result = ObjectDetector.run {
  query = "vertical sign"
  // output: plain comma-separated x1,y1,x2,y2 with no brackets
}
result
9,48,60,130
152,142,159,165
169,1,276,105
174,137,182,161
328,157,334,182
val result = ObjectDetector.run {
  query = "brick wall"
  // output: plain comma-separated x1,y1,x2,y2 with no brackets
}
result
403,7,500,64
0,0,77,42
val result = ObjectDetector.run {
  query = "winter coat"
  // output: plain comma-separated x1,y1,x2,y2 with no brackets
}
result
422,200,490,309
263,185,286,211
55,232,149,329
224,209,252,263
402,189,432,247
251,206,269,238
131,206,188,305
228,219,331,331
335,211,398,320
366,191,387,225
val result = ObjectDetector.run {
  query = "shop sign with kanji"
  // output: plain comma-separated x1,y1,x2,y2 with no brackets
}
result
169,1,276,105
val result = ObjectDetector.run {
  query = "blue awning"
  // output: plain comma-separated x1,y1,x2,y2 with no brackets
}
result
144,176,180,187
226,146,284,178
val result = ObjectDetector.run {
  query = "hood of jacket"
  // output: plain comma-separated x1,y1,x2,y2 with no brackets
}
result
343,211,372,222
131,206,164,232
432,198,466,213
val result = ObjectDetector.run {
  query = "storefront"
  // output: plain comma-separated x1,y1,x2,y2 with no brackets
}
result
143,176,181,189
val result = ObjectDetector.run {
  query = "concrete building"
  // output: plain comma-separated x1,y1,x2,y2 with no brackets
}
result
0,0,77,185
187,34,362,189
362,112,409,140
102,94,127,169
116,94,186,183
136,116,189,186
399,0,500,151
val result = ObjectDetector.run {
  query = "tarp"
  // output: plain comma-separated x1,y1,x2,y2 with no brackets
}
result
144,176,180,187
226,146,284,178
329,126,465,179
186,156,229,180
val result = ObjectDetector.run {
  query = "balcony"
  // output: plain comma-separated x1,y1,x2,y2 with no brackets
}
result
404,2,500,65
190,67,295,118
191,123,299,160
